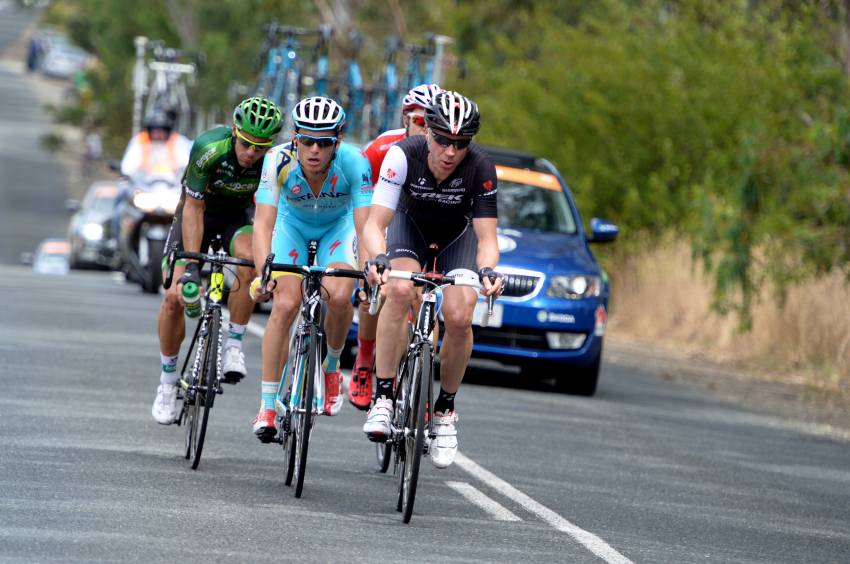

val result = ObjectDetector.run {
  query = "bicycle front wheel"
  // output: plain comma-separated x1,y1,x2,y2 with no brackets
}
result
293,324,319,498
398,342,431,523
186,309,220,470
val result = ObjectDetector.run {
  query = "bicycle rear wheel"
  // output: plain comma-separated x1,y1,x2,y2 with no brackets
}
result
293,324,319,498
282,333,303,487
398,342,431,523
186,309,220,470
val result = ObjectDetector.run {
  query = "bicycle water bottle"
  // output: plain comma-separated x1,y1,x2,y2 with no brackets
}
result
182,282,201,318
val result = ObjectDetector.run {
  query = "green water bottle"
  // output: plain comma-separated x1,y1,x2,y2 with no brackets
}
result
182,281,202,318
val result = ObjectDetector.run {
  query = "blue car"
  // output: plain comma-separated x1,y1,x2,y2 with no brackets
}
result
347,147,618,396
471,147,618,395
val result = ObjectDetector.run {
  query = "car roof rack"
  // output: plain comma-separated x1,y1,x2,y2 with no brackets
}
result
481,145,553,174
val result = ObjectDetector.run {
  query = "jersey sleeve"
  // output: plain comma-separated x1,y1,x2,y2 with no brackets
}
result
182,138,216,200
344,147,374,209
370,144,407,211
255,146,292,209
361,138,383,186
471,154,498,219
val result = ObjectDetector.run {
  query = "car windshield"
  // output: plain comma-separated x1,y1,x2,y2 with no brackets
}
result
88,196,116,214
497,180,577,234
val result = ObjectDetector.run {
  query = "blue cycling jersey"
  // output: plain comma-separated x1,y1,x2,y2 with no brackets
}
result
256,142,373,224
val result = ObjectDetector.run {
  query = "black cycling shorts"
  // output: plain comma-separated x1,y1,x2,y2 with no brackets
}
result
386,209,477,274
164,204,253,264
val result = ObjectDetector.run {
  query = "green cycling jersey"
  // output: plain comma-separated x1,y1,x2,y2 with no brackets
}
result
181,126,264,214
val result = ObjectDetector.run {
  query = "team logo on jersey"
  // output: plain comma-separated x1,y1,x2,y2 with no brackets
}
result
418,177,427,185
195,147,217,168
450,178,463,188
291,184,302,195
386,168,397,179
329,240,341,255
362,173,370,184
483,179,494,191
330,173,339,193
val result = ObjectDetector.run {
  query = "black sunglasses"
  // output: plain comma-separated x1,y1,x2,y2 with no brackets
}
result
295,133,338,148
430,130,472,150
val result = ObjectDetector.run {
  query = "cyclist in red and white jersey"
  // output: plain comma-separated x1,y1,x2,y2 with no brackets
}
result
349,83,443,410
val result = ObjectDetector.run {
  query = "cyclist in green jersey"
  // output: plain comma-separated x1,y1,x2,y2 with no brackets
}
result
151,97,283,425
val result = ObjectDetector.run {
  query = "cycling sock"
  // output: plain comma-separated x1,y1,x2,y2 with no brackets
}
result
434,388,456,414
356,337,375,369
376,377,394,400
160,353,179,386
226,322,247,350
324,344,343,372
261,380,278,411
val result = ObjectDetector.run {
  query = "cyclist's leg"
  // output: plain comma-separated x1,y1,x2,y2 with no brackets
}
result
364,212,424,437
254,220,307,439
315,216,358,415
220,218,254,384
153,209,195,424
434,220,479,397
428,221,478,468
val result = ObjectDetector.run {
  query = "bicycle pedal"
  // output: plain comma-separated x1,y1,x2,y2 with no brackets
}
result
367,433,389,444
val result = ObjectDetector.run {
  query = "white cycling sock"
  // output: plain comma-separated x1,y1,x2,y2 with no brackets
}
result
226,322,246,350
324,345,343,372
160,353,179,386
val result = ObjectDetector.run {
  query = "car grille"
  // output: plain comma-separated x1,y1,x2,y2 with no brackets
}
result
473,327,550,349
500,273,542,299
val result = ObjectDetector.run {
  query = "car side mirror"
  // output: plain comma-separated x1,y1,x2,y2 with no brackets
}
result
19,252,34,265
108,159,121,173
65,198,81,213
588,217,619,243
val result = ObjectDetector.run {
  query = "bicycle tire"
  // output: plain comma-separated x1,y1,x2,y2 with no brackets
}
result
282,332,303,487
188,309,220,470
399,342,431,523
184,317,208,461
293,323,318,498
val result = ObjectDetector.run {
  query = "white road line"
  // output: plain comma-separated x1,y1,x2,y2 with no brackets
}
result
244,314,632,563
455,452,633,564
445,481,522,522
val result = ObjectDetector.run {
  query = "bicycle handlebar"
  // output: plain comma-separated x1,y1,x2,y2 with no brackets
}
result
163,248,255,290
259,253,366,294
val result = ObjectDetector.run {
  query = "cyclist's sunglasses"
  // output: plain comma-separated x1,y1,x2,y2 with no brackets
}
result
430,130,473,150
295,133,338,148
407,113,426,128
235,127,274,149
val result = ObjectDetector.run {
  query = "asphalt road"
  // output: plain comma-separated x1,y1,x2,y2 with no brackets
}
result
1,7,849,563
0,5,69,264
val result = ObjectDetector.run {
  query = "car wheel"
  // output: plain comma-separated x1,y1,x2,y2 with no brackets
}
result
554,355,600,397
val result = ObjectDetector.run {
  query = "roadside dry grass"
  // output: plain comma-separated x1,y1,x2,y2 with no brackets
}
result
607,240,850,398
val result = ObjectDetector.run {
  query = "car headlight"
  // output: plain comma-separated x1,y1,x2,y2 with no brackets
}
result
546,275,601,299
81,222,103,240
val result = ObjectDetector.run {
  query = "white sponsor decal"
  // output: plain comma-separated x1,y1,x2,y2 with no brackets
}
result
536,310,576,324
450,177,463,188
195,147,216,168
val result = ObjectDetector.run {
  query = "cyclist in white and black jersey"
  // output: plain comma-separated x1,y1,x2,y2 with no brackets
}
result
362,91,503,469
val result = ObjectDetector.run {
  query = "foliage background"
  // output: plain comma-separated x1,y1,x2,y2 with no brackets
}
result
38,0,850,327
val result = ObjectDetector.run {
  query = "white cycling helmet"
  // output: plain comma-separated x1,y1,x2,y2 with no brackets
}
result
425,90,481,137
292,96,346,132
402,83,443,113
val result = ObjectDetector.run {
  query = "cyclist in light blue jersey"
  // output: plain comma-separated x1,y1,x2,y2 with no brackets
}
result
251,97,373,441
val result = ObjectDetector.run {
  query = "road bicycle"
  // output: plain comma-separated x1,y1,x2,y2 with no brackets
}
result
366,35,401,139
367,257,499,523
260,242,365,497
163,236,254,469
343,31,365,142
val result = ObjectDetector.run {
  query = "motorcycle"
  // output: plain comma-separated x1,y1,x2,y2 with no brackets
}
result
117,174,181,293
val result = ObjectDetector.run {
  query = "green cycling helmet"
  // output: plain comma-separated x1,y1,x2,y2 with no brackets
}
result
232,97,282,139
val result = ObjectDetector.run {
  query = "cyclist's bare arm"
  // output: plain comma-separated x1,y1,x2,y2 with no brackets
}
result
251,203,277,299
473,217,501,296
363,205,395,285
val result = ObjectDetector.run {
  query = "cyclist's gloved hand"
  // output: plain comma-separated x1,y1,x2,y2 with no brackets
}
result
364,253,390,286
178,262,201,288
478,266,503,296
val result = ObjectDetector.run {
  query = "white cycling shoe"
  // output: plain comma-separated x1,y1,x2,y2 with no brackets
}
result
363,397,393,441
151,383,179,424
430,411,459,469
221,346,246,384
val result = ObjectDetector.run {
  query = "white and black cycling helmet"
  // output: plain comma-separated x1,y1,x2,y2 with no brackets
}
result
402,83,443,112
425,91,481,137
292,96,346,132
